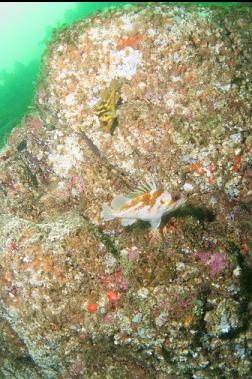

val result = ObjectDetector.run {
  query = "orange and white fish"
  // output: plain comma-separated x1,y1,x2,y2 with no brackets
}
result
102,181,186,229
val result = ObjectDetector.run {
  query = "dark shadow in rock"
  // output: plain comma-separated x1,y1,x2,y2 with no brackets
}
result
17,139,28,152
234,243,252,332
163,204,216,223
124,220,150,232
124,205,215,232
110,118,119,136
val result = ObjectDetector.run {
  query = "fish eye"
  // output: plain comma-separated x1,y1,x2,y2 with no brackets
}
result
171,192,180,201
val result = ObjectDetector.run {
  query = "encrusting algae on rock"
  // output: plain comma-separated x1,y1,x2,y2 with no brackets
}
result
102,180,186,229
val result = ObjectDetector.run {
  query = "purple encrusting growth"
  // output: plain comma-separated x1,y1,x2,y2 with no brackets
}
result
194,251,212,264
209,253,229,275
195,251,229,275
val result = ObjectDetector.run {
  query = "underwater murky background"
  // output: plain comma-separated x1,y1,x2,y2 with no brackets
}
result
0,2,127,148
0,2,247,148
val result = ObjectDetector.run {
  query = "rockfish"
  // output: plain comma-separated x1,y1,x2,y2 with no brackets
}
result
102,181,186,229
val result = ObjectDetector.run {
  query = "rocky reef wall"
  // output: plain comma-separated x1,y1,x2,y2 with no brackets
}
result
0,3,251,378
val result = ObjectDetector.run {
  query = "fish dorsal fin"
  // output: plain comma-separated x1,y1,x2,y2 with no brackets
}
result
127,179,157,198
111,195,130,209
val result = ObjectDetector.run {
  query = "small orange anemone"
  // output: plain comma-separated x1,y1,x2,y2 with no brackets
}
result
87,303,99,313
107,290,120,303
117,35,144,50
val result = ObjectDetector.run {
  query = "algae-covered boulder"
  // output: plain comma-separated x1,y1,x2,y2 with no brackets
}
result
0,3,252,378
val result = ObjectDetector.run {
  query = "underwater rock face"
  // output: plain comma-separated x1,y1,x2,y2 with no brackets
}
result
0,3,252,378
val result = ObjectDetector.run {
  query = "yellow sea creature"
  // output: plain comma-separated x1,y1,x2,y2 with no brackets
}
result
102,180,186,229
94,80,121,134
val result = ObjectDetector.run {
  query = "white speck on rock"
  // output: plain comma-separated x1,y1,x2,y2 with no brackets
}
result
104,253,117,273
87,96,100,108
119,14,134,31
65,93,76,106
48,135,84,178
176,262,186,272
233,266,241,277
171,75,182,82
110,47,142,80
137,287,149,299
183,183,194,192
230,133,242,146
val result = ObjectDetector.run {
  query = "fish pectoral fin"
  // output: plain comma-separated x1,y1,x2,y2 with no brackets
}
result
111,195,130,209
121,218,137,227
150,219,161,230
102,203,114,221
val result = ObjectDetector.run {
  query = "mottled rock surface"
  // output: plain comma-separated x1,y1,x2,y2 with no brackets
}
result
0,3,252,378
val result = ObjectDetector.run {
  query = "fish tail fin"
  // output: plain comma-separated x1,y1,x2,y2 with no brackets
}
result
102,203,115,221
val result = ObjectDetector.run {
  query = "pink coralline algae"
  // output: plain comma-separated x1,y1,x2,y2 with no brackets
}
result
195,252,229,275
68,175,86,194
128,246,139,261
114,270,128,292
100,270,128,292
185,111,195,122
194,252,212,264
25,115,44,134
7,240,19,252
104,313,115,324
37,89,47,105
69,359,84,377
209,253,229,275
176,294,193,310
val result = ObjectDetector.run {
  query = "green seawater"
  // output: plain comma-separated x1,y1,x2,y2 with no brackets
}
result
0,2,249,148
